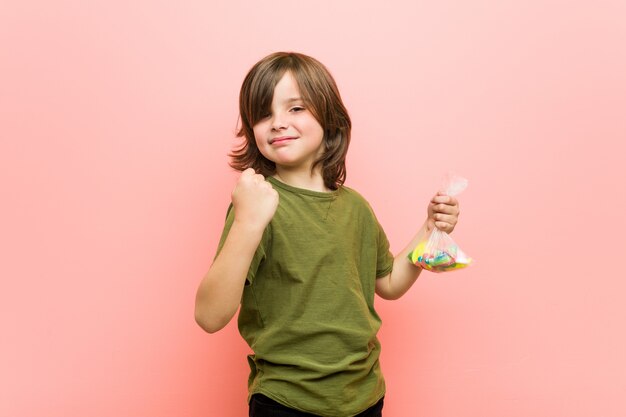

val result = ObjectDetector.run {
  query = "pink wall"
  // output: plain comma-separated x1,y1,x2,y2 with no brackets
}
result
2,1,625,416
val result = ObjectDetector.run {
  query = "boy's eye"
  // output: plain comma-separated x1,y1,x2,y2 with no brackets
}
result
290,106,305,112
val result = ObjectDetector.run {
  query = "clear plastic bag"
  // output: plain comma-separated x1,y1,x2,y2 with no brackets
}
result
408,173,473,273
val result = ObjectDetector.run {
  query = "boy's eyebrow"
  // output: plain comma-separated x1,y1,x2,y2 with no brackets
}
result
285,97,303,103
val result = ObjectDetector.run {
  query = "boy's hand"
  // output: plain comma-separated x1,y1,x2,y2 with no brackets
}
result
427,192,460,233
231,168,279,230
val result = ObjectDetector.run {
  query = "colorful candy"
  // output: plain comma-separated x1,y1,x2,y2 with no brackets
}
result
408,233,472,273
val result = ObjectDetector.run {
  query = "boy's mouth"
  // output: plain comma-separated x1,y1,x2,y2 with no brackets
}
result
269,136,297,144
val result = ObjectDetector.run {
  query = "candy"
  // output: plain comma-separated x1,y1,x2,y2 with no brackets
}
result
408,240,472,273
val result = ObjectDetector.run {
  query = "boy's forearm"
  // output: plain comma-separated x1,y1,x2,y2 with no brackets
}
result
194,221,264,333
378,220,431,300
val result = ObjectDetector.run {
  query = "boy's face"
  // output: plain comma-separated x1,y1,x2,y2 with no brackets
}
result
252,71,324,173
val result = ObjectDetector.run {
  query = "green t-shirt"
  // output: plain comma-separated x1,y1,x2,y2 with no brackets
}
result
216,176,394,416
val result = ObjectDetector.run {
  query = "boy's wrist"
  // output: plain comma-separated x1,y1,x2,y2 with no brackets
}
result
231,219,267,237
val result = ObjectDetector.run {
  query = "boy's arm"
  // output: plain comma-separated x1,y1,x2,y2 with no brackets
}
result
194,169,278,333
375,193,459,300
194,221,265,333
375,220,429,300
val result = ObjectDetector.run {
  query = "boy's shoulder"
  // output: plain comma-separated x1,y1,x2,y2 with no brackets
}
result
339,184,363,197
339,185,375,211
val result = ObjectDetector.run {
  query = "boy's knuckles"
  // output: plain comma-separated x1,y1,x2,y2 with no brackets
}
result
241,168,255,178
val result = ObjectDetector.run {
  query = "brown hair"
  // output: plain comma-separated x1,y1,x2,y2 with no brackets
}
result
230,52,351,190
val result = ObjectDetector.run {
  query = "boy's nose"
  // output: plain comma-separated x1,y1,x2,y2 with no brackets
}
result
271,114,288,131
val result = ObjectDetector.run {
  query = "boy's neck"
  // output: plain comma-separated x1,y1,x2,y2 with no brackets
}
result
273,168,330,192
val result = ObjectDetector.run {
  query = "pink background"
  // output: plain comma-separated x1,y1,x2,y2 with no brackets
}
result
2,0,625,416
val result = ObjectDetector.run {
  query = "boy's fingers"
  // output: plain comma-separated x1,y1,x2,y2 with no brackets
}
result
431,195,458,205
431,195,450,204
240,169,267,185
431,203,459,215
435,221,454,232
433,213,458,225
240,168,257,181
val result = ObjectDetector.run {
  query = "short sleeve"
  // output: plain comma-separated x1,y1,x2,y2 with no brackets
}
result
214,204,271,285
375,220,394,278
